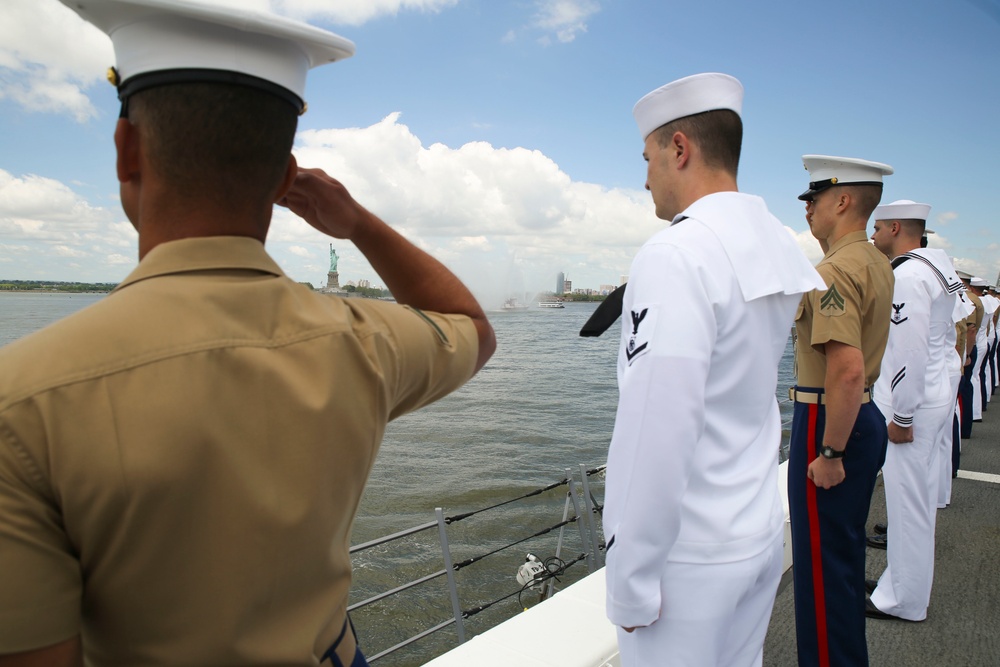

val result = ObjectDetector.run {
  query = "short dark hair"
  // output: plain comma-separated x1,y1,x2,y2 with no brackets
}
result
129,82,298,210
841,184,883,220
896,218,927,237
653,109,743,175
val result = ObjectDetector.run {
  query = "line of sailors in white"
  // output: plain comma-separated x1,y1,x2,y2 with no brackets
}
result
965,276,1000,425
866,200,998,622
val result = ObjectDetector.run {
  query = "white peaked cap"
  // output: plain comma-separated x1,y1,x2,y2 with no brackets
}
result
798,155,894,201
874,199,932,222
57,0,355,113
632,73,744,141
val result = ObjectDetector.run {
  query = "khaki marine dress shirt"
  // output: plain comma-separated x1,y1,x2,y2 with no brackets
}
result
0,236,478,665
795,230,894,389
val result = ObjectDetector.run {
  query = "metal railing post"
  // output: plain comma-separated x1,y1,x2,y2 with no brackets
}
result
579,464,602,570
547,468,576,599
566,472,592,572
435,507,466,644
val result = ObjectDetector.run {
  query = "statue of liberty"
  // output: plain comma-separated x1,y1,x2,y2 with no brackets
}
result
329,245,338,273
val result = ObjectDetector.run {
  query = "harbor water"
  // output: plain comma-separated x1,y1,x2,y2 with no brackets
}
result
0,292,796,664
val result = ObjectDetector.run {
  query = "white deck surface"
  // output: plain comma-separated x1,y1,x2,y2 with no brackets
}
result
422,568,620,667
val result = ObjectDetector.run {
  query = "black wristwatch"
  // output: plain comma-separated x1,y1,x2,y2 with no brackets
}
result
820,445,845,459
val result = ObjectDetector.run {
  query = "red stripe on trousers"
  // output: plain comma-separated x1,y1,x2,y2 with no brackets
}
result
805,403,830,667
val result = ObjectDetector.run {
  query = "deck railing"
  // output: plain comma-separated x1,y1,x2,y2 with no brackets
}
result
349,464,608,664
350,391,793,664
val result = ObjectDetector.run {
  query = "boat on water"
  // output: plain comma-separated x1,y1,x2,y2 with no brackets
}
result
501,297,529,311
538,298,565,308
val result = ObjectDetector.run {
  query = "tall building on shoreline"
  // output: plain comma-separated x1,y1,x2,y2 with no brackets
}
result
556,271,565,295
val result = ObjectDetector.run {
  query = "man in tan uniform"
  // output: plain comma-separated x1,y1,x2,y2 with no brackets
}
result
0,2,495,666
788,155,893,666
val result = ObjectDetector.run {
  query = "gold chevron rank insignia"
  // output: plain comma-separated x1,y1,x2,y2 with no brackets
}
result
819,284,846,316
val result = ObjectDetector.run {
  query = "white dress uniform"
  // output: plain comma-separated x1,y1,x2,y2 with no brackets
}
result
971,288,996,419
604,191,825,665
871,248,962,621
982,292,1000,402
940,289,975,507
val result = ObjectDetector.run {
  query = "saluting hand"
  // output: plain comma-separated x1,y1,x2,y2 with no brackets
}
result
277,167,375,241
807,457,846,489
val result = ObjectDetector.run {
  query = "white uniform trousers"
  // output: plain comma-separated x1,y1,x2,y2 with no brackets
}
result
989,335,997,401
972,343,986,420
938,371,963,508
615,531,783,667
871,399,952,621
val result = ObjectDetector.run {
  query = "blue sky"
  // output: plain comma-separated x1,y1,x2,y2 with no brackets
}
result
2,0,999,306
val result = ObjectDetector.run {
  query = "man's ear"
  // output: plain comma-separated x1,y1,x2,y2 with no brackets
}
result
274,153,298,203
672,131,691,168
835,191,851,214
114,118,141,184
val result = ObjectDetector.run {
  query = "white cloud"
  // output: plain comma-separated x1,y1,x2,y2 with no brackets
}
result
935,211,958,226
265,112,656,300
531,0,600,43
0,0,462,123
786,227,824,265
0,169,137,281
106,253,134,266
53,245,89,258
925,231,952,250
288,245,314,258
952,257,996,282
274,0,461,25
0,0,113,122
294,112,652,241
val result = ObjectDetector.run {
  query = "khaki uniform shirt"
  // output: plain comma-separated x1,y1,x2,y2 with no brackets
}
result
0,237,478,665
967,291,985,345
795,230,894,388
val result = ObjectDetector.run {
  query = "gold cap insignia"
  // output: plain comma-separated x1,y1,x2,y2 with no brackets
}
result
830,177,838,184
299,101,308,116
106,67,120,87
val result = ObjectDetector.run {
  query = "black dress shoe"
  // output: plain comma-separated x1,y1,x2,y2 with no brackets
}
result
867,533,888,549
873,523,888,535
865,579,878,595
865,597,896,620
865,597,917,621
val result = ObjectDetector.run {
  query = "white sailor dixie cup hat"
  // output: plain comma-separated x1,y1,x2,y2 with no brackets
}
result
971,277,990,288
798,155,894,202
632,73,744,141
874,199,932,222
57,0,356,115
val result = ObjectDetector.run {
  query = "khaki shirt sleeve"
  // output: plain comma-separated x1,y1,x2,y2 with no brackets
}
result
972,300,984,329
808,262,863,351
0,414,81,652
347,300,479,421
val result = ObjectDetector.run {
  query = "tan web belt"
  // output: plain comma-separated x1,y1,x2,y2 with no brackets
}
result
789,387,871,405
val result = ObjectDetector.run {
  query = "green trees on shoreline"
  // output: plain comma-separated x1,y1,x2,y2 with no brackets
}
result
0,280,117,293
